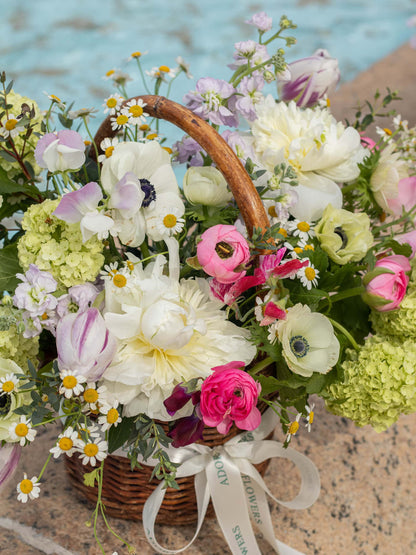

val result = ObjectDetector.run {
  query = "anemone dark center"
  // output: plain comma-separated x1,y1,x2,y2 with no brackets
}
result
215,241,234,259
0,393,11,416
289,335,309,358
334,226,348,249
140,179,157,208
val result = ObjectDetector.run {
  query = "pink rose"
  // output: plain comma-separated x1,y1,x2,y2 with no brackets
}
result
363,254,411,312
200,361,261,435
197,224,251,283
386,176,416,217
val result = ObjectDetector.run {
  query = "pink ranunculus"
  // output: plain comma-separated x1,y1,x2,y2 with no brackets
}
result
360,135,378,151
200,361,261,435
197,224,251,284
363,254,411,312
386,176,416,217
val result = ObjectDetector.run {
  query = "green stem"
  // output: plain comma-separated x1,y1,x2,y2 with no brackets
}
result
250,356,274,375
139,240,151,263
136,59,152,94
327,317,360,350
33,412,80,427
82,116,101,180
93,463,106,554
328,286,365,303
37,453,52,480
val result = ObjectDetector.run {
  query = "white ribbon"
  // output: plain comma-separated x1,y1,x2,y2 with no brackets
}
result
115,409,320,555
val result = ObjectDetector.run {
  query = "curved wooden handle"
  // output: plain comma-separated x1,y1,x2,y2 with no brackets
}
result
94,95,270,234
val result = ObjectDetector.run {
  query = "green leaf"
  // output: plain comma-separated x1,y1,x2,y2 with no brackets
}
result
0,166,41,197
382,239,412,257
0,242,23,294
108,416,136,453
83,468,99,487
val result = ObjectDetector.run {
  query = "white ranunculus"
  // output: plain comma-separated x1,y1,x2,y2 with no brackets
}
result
250,96,367,221
183,166,233,206
276,304,340,377
100,261,256,420
369,143,409,213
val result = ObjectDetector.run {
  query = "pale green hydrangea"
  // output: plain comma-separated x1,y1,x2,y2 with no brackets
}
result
0,306,39,369
324,335,416,432
17,198,104,288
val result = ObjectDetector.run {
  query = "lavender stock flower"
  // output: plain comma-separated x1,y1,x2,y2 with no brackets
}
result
245,12,273,32
228,40,270,70
13,265,58,317
183,77,239,127
234,75,265,121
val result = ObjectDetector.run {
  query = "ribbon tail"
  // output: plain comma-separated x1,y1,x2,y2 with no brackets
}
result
143,471,210,554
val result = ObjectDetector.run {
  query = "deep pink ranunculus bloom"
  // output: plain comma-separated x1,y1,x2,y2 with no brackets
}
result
197,224,251,284
364,254,411,312
200,361,261,435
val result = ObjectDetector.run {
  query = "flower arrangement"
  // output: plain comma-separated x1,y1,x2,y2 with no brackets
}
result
0,10,416,554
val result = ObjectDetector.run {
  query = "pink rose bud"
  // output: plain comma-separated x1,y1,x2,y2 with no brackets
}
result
200,361,261,435
277,49,340,108
362,254,411,312
56,308,117,381
35,130,86,172
197,224,251,284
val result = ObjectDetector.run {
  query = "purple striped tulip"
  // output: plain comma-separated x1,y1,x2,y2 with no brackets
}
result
56,308,117,381
0,444,21,491
277,49,340,108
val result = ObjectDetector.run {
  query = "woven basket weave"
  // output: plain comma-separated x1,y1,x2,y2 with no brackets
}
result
65,95,273,524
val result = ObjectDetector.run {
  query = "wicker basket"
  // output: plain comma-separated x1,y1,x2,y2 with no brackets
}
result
65,95,273,525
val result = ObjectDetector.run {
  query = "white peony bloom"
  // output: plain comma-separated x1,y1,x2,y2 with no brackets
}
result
276,303,340,377
369,143,409,213
250,96,366,221
100,259,256,420
183,166,233,206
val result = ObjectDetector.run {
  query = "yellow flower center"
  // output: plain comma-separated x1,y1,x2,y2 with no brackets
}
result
84,140,91,146
107,408,119,424
304,244,314,251
2,381,14,393
326,98,331,108
304,267,316,281
159,65,170,72
383,127,392,136
140,124,150,131
126,260,134,271
288,421,299,435
278,227,288,238
106,98,117,108
58,437,73,451
308,411,314,424
116,114,129,126
129,105,144,117
41,312,48,321
106,69,115,77
84,443,99,457
297,221,310,232
268,206,278,218
5,119,17,131
113,273,127,288
147,133,158,140
131,51,142,58
163,214,177,229
49,94,61,102
15,423,29,437
105,146,115,158
162,147,173,154
62,375,77,389
41,394,49,402
83,388,99,404
20,479,34,494
294,247,303,254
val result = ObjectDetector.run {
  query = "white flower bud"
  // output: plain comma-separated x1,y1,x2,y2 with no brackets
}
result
183,166,232,206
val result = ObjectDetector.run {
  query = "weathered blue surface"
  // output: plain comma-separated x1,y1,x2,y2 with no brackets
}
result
1,0,414,129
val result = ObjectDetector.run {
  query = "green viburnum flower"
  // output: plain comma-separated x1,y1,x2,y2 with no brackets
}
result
0,306,39,369
17,199,104,288
324,335,416,432
314,204,373,265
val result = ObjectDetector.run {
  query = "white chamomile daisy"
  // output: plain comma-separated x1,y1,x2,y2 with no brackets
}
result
50,426,78,458
16,474,41,503
59,370,86,399
98,137,119,163
110,113,130,131
76,437,108,467
82,383,107,411
0,373,19,395
284,240,307,260
298,263,319,290
285,413,301,445
127,50,148,61
100,262,120,279
305,403,315,433
0,116,25,139
267,321,279,345
393,114,408,132
287,219,315,241
45,93,65,109
175,56,193,79
375,126,393,142
98,402,122,431
146,65,177,81
103,93,124,115
121,98,148,126
9,416,37,446
155,208,185,237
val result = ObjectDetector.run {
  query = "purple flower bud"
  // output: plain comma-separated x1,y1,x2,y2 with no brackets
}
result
164,384,201,416
168,413,205,448
0,444,20,491
277,49,340,108
245,12,272,32
56,308,117,381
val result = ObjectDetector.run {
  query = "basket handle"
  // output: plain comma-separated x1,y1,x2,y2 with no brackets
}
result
93,95,270,234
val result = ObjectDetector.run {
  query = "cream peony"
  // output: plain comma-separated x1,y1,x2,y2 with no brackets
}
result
100,257,256,420
250,96,366,221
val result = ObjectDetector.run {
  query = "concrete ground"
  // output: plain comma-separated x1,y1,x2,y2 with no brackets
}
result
1,43,416,555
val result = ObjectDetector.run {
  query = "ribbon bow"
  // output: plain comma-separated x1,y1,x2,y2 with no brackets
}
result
134,409,320,554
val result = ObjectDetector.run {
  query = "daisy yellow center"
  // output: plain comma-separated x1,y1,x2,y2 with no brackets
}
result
294,247,303,254
113,273,127,288
106,69,115,77
288,421,299,435
326,98,331,107
126,261,134,271
105,146,115,158
2,381,14,393
83,388,99,403
106,98,117,108
129,105,143,117
305,267,316,281
162,147,173,154
107,408,119,424
116,114,129,126
163,214,177,228
20,479,33,494
84,443,99,457
5,119,17,131
147,133,158,140
62,376,77,389
159,65,170,72
140,124,150,131
268,206,278,218
297,221,310,232
308,411,314,424
131,51,142,58
383,127,392,136
84,140,91,146
15,423,29,437
50,94,61,102
278,227,288,238
304,244,314,251
58,437,73,451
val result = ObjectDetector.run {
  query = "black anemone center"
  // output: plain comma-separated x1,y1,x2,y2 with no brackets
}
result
334,226,348,249
289,335,309,358
0,393,11,416
140,179,157,208
215,241,234,259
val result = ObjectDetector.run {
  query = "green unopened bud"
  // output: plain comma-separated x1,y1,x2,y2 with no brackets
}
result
263,70,275,83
